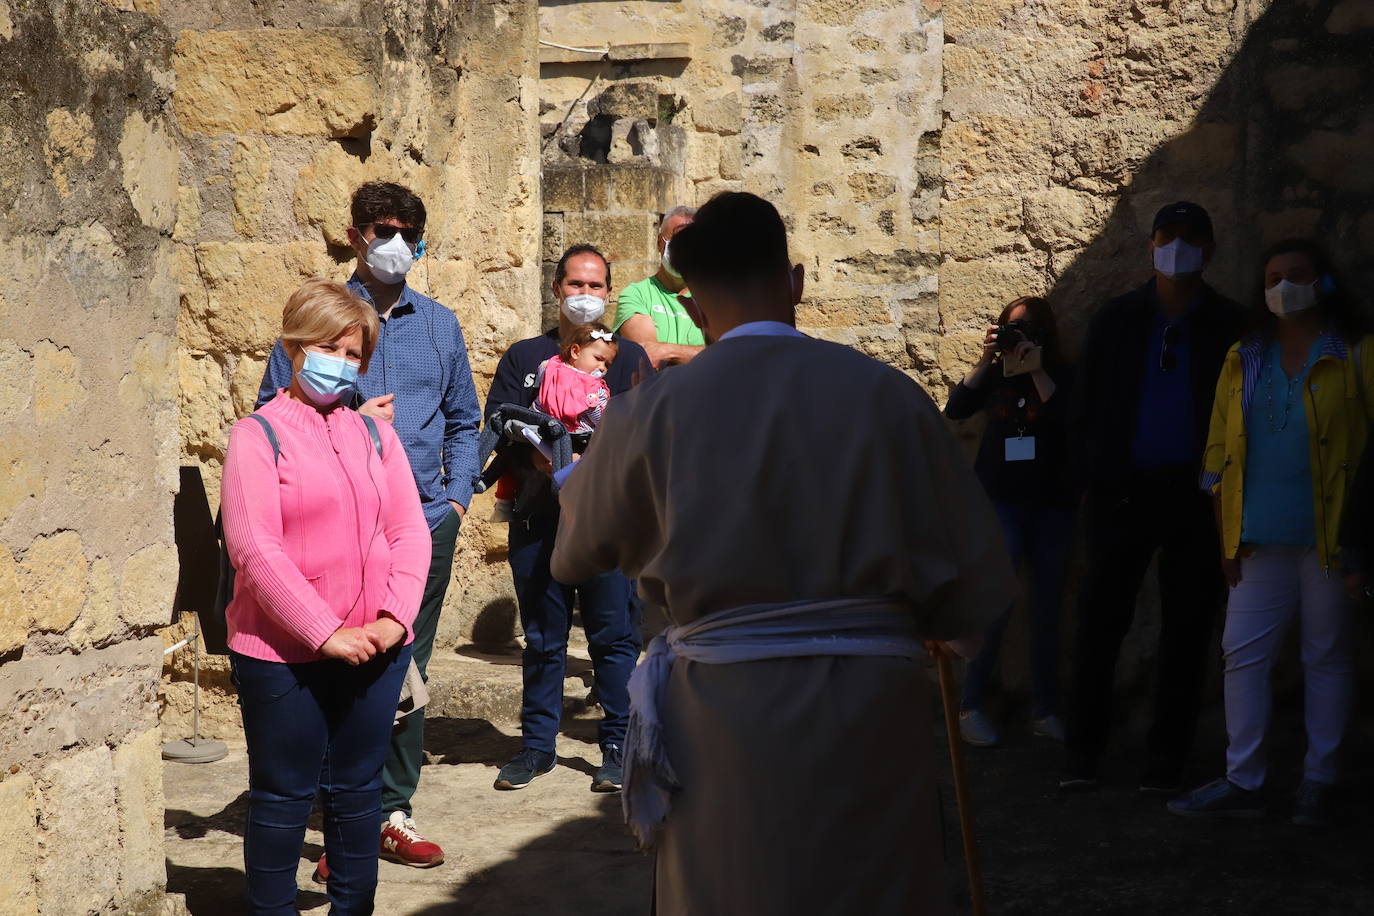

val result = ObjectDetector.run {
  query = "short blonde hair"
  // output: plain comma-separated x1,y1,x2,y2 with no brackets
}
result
280,279,379,374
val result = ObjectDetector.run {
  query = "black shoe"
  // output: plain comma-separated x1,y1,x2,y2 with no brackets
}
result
494,748,556,790
1292,779,1338,828
592,743,623,793
1058,755,1099,791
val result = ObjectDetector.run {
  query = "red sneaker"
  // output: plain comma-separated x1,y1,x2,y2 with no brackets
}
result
380,811,445,868
311,854,329,884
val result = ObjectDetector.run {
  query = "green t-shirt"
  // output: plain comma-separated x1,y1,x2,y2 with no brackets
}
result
612,276,705,347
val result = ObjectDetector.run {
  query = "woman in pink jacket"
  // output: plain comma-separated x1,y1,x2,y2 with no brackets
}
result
221,278,431,915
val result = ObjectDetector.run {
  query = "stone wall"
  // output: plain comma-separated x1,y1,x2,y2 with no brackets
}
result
0,2,180,912
537,0,945,377
160,0,543,737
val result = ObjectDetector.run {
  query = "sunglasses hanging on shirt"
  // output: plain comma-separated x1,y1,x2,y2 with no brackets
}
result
1159,324,1180,373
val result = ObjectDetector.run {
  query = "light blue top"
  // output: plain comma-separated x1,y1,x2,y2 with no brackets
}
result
1241,338,1322,546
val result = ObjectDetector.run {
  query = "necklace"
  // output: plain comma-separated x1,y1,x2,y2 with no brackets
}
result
1265,347,1318,433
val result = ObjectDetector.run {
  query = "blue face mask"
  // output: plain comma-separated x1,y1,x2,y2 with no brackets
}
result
297,349,360,406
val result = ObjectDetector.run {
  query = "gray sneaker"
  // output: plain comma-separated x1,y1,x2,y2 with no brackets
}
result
958,709,999,747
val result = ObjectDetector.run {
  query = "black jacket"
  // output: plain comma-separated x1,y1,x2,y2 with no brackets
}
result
1074,277,1244,486
945,367,1077,508
483,327,649,519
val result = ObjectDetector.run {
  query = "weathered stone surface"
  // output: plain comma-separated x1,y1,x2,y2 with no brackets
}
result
940,258,1044,331
563,211,655,266
43,108,95,198
1326,0,1374,33
0,772,39,916
230,137,272,238
32,340,83,424
174,30,380,138
179,242,340,354
69,557,118,651
0,544,22,655
693,95,743,136
35,746,120,914
797,297,893,329
114,728,167,899
121,543,177,630
19,531,89,636
1287,122,1374,192
119,112,179,232
940,195,1023,258
0,338,32,425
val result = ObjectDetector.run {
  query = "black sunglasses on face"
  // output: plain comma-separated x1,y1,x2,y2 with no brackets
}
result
1160,324,1180,373
366,223,422,244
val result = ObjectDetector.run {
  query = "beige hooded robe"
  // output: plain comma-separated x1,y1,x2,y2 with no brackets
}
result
552,332,1016,915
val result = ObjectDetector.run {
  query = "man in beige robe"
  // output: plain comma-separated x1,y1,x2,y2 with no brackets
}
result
551,192,1016,915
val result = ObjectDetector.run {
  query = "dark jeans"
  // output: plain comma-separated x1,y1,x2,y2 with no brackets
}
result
231,646,411,916
1065,470,1223,778
962,501,1074,718
509,517,637,754
382,507,461,818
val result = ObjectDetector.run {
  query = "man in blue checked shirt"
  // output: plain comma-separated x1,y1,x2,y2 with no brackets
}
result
255,181,480,870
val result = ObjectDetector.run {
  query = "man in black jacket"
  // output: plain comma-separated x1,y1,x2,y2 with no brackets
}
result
484,244,648,794
1061,202,1245,793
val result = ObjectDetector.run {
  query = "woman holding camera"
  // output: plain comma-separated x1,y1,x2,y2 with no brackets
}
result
944,296,1075,746
1168,239,1372,826
222,278,432,913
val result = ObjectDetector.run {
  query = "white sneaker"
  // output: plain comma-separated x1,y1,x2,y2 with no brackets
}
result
958,709,999,747
1032,714,1065,742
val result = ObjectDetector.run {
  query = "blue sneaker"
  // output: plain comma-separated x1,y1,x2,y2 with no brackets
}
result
591,743,623,793
1167,778,1265,819
494,748,556,790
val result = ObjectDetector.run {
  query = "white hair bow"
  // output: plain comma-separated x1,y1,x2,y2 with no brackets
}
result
589,329,614,342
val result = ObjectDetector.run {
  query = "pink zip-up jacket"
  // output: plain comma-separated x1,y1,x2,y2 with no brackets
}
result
221,390,432,663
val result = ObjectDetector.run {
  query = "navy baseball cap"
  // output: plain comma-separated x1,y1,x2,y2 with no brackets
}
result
1152,201,1213,238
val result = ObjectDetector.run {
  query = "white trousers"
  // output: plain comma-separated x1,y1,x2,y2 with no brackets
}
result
1222,545,1353,791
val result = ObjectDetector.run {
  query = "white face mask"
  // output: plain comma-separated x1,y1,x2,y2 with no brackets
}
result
1153,238,1205,277
561,293,606,324
661,238,682,279
366,233,417,285
1265,279,1319,317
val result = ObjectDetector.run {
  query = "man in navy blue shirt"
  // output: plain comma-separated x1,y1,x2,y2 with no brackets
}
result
255,182,481,869
1062,202,1244,794
485,244,646,793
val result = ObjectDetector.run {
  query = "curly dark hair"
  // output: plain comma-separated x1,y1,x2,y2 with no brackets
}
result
350,181,427,234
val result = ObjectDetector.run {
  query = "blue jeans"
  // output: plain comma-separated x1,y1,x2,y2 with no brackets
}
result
962,502,1073,718
509,518,637,754
231,646,411,916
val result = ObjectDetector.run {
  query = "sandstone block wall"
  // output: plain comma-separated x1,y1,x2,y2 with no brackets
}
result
0,2,180,912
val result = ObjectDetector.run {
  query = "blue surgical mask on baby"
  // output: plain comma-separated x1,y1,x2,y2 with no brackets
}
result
297,349,360,406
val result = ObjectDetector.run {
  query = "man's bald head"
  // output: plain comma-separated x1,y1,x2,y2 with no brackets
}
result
669,192,802,339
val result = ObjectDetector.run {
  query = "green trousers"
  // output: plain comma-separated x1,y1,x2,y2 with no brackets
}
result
381,507,461,818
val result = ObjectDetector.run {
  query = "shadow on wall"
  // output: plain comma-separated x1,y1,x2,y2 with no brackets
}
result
1031,0,1374,716
1049,0,1374,353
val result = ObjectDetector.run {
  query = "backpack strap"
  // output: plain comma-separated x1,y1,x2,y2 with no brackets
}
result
245,413,281,464
361,414,384,458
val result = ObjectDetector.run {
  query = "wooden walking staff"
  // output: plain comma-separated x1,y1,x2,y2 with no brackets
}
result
931,641,987,916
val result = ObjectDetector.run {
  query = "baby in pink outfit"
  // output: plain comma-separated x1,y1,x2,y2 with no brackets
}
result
533,323,617,432
492,323,617,517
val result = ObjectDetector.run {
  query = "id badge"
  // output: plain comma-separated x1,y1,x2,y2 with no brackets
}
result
1005,436,1036,462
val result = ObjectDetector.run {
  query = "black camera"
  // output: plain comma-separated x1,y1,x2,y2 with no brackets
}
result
993,319,1037,352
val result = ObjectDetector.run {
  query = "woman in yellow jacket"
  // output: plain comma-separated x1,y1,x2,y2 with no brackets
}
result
1169,239,1372,827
